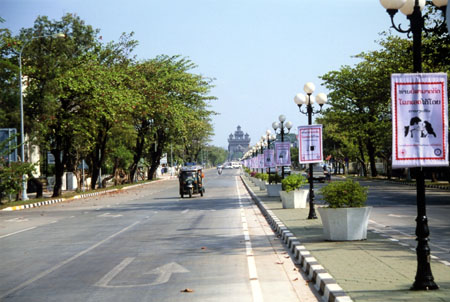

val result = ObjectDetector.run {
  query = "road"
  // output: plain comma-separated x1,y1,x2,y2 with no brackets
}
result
0,169,319,302
363,178,450,265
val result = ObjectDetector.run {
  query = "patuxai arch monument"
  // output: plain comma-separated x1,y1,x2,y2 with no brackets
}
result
227,126,250,161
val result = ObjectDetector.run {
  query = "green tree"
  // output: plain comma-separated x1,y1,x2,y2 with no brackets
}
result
130,55,216,179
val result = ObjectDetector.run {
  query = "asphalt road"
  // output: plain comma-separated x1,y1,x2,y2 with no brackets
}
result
0,169,319,302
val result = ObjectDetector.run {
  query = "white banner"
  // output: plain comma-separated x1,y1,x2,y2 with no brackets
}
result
392,73,448,168
298,125,323,164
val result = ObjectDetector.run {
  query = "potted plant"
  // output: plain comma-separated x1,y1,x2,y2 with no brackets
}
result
318,179,371,241
255,173,268,190
279,174,308,208
249,171,258,185
266,173,282,197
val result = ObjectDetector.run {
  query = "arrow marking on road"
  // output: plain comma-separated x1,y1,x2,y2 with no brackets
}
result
144,262,190,284
95,258,189,288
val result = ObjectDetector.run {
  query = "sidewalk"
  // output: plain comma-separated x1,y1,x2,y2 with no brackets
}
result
1,176,174,212
240,175,450,302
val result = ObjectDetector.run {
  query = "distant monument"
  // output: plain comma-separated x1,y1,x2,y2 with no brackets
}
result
227,126,250,161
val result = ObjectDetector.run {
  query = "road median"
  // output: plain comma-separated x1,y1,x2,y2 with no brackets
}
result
240,174,450,302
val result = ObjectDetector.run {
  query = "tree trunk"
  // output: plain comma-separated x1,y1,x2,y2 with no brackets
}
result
367,138,378,177
90,127,108,190
29,178,43,198
357,138,367,177
52,149,64,197
129,134,145,183
147,130,166,180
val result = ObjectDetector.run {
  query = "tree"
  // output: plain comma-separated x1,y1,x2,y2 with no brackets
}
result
319,34,412,177
129,55,216,180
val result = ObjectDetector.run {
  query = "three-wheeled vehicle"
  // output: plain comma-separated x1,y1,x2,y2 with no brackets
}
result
179,166,205,198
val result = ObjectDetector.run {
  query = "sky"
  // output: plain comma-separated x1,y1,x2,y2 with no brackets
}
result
1,0,406,149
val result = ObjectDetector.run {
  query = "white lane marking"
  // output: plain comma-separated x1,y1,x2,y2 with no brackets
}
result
181,209,189,214
0,227,37,239
388,214,414,218
0,221,140,299
98,213,123,218
6,217,29,222
236,177,264,302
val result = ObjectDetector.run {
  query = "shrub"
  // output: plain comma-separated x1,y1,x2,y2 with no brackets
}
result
259,173,269,181
268,173,282,184
281,174,307,192
319,180,368,208
250,171,257,177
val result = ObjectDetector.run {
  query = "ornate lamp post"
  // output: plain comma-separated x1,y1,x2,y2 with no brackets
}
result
272,115,293,179
265,130,276,177
294,82,327,219
380,0,448,291
259,137,266,174
17,33,65,200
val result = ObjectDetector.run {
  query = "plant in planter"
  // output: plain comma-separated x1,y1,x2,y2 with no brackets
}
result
318,180,371,241
255,173,268,190
266,173,283,197
268,173,282,184
279,174,308,208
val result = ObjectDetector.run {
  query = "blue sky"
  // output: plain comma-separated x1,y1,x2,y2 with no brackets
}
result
2,0,404,148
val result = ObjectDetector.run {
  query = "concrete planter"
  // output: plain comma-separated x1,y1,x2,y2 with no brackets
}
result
266,184,282,197
317,207,372,241
257,180,266,190
280,189,308,209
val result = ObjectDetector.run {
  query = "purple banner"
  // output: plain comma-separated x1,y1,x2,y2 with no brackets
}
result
275,142,291,166
264,149,275,168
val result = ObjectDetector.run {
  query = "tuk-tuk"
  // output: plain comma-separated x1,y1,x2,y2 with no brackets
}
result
179,166,205,198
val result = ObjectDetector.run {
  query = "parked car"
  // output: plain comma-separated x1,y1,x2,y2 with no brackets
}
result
268,167,291,176
303,164,328,182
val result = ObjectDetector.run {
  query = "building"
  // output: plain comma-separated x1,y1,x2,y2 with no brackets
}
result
227,126,250,161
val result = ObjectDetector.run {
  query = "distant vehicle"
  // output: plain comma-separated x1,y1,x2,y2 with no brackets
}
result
224,162,233,169
303,164,328,183
268,167,291,176
178,166,205,198
232,162,241,169
217,165,223,169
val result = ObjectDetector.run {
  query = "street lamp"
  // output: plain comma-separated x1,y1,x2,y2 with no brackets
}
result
380,0,448,291
17,33,66,200
294,82,327,220
272,115,292,179
265,130,276,178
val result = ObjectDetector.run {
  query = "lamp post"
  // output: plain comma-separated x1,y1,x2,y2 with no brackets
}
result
380,0,448,291
272,115,293,179
294,82,327,220
17,33,65,201
260,136,267,174
265,130,276,177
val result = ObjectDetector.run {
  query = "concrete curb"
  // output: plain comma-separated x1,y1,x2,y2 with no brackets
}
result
1,178,167,212
1,198,66,211
241,175,353,302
